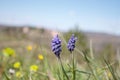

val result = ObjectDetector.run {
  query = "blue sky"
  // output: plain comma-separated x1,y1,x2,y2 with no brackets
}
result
0,0,120,34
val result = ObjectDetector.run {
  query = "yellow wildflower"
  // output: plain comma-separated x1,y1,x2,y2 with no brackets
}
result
107,71,112,78
2,48,15,57
16,71,23,78
26,45,32,51
96,68,103,75
13,62,21,69
38,54,44,60
30,65,38,72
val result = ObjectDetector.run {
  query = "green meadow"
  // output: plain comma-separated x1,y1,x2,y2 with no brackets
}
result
0,27,120,80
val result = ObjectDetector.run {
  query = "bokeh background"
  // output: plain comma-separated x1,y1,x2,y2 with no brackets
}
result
0,0,120,80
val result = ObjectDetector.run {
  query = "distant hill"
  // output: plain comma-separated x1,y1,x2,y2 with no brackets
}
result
85,32,120,51
0,24,120,51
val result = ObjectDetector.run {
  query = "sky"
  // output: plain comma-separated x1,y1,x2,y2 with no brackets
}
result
0,0,120,34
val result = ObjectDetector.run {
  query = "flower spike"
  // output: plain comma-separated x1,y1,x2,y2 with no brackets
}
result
51,35,62,58
67,34,77,52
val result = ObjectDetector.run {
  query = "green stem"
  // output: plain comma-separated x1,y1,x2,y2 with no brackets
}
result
83,51,97,80
59,58,69,80
3,72,11,80
87,63,98,80
72,52,76,80
29,72,33,80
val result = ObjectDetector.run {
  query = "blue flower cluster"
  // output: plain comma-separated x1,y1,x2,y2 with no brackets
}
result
67,34,77,52
51,35,62,58
51,34,77,58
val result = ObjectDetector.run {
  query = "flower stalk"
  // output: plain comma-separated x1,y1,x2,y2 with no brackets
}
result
67,34,77,80
59,58,69,80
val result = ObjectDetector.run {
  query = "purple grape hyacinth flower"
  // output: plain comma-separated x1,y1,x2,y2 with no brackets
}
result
51,35,61,58
67,34,77,52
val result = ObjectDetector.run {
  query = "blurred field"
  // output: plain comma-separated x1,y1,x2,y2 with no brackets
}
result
0,25,120,80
